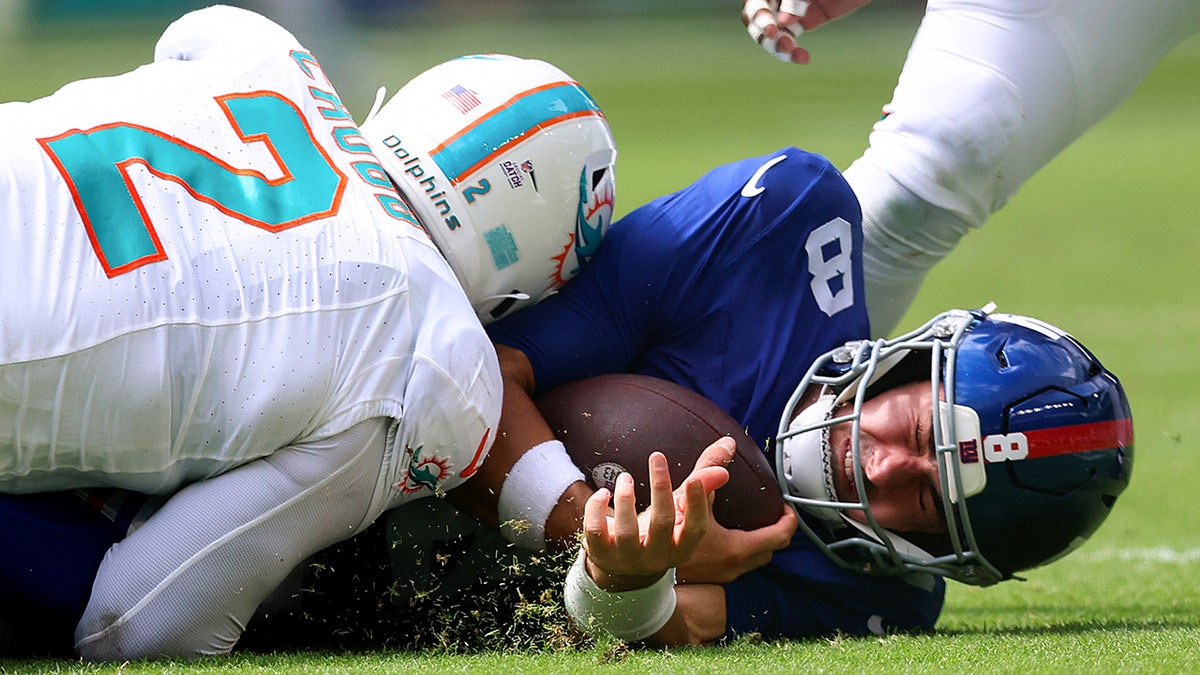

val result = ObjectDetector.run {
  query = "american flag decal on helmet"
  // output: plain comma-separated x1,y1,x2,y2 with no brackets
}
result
430,81,604,186
442,85,482,114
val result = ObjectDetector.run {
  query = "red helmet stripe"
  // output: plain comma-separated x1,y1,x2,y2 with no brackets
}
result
1021,418,1134,459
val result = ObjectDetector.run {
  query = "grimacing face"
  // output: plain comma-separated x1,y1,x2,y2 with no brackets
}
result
827,379,950,535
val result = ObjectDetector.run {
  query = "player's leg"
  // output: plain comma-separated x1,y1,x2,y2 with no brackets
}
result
847,0,1200,334
74,417,394,660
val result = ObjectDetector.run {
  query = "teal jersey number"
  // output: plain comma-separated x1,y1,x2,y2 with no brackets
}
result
40,91,347,276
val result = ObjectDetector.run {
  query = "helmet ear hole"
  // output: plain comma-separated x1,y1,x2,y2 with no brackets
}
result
994,345,1010,369
590,167,610,189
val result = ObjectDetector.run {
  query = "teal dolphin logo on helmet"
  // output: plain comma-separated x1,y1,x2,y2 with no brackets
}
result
572,163,615,275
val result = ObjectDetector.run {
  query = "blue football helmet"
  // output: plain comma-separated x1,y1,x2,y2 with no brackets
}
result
776,305,1133,585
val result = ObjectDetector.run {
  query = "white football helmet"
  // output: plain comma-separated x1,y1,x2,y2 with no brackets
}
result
361,54,617,324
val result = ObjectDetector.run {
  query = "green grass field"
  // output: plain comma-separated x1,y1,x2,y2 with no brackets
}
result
2,2,1198,673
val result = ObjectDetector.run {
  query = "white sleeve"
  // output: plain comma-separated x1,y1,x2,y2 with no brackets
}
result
154,5,305,63
847,0,1200,334
74,418,393,660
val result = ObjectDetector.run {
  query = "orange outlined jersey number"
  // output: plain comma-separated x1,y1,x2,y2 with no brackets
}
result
39,91,346,277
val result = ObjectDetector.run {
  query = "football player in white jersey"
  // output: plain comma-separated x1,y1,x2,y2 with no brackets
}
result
0,5,616,660
743,0,1200,333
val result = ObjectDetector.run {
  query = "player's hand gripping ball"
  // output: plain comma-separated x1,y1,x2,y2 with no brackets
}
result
535,373,784,530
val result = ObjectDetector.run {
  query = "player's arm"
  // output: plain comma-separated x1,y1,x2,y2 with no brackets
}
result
448,343,592,552
460,222,656,552
74,418,393,660
463,341,797,577
564,440,735,646
742,0,874,64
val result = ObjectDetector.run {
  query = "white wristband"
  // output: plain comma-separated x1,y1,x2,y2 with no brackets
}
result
564,548,677,642
496,439,585,550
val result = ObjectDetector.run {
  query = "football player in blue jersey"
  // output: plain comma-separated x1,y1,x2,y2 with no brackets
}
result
486,145,1133,643
562,305,1132,644
742,0,1200,334
483,145,939,642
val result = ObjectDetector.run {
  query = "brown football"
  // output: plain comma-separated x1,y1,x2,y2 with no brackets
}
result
534,373,784,530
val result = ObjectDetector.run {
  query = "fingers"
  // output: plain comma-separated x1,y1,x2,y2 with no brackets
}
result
611,471,639,543
737,505,801,567
743,0,780,38
676,475,711,552
646,451,675,515
687,437,734,494
692,436,736,470
770,502,801,546
779,0,810,21
582,453,682,557
768,27,809,65
581,486,612,553
743,0,811,64
644,451,678,555
686,437,729,494
778,0,809,34
675,506,800,582
580,441,736,582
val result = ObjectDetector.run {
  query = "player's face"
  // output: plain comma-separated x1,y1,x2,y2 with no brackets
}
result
828,380,949,535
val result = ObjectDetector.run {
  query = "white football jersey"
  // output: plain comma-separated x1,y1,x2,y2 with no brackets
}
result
0,6,499,498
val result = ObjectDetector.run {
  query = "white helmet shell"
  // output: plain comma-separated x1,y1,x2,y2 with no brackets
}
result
361,54,617,324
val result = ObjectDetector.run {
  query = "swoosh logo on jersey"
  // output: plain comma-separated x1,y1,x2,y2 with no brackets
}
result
741,154,788,198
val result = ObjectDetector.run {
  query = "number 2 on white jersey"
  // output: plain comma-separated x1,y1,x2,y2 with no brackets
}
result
804,217,855,317
39,91,346,277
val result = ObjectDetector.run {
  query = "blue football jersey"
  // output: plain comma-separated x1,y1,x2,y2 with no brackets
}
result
490,148,867,446
489,147,945,639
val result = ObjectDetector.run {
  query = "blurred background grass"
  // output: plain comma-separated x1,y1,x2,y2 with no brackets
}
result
1,0,1197,668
